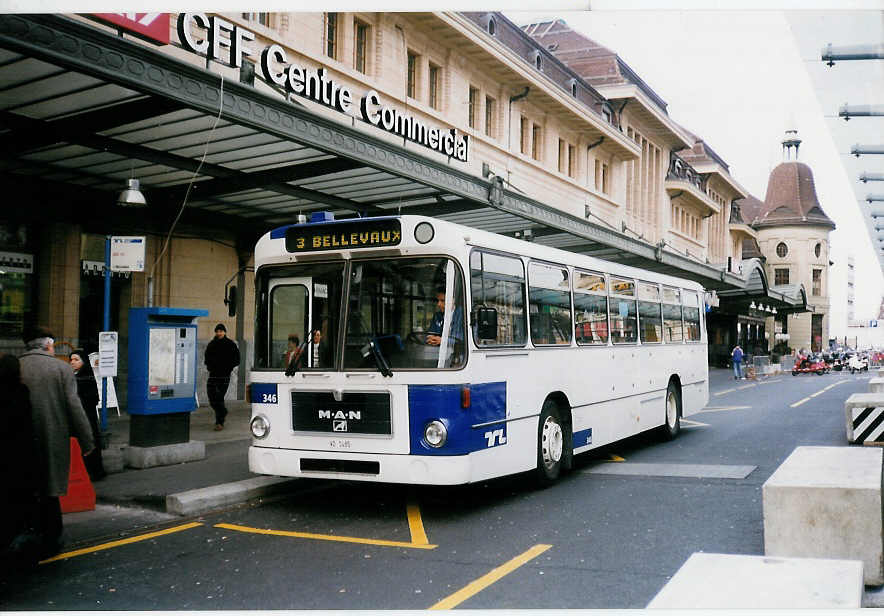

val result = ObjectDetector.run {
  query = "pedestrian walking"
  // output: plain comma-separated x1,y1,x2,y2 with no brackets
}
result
69,349,105,481
204,323,240,431
0,353,42,572
732,344,744,380
18,326,94,559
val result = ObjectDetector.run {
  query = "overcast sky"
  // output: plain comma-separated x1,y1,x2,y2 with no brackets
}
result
507,7,884,337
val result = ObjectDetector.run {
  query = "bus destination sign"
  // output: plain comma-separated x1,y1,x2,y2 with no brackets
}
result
285,219,402,253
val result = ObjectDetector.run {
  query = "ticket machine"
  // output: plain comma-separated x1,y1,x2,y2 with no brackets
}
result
127,307,208,447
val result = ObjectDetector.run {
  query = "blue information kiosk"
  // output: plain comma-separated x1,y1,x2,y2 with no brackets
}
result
128,307,208,448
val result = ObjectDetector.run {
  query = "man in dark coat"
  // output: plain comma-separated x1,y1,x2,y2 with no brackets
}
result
18,326,94,558
204,323,240,431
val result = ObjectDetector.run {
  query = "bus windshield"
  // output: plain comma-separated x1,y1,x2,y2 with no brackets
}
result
344,257,465,370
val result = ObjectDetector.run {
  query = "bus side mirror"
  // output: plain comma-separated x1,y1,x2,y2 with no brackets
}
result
476,307,497,340
226,285,237,317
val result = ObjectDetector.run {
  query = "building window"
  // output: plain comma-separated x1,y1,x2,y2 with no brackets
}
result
558,139,567,174
531,123,542,161
242,13,270,27
520,116,529,155
814,242,822,258
485,96,496,138
570,80,578,97
812,268,822,296
776,242,788,258
325,13,338,60
468,86,479,129
594,160,609,194
568,144,576,178
775,268,790,285
407,51,418,99
354,20,369,74
487,18,496,36
533,51,543,71
428,63,440,110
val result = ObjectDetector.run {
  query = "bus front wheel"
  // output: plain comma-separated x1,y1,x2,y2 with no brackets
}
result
660,381,681,441
535,400,564,486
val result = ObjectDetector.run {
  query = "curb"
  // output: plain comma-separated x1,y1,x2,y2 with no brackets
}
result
165,476,299,516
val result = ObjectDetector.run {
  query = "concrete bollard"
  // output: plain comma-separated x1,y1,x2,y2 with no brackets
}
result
762,446,883,585
647,552,863,608
871,378,884,394
845,393,884,444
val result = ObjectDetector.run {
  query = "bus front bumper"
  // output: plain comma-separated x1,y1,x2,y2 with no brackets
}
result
249,445,474,485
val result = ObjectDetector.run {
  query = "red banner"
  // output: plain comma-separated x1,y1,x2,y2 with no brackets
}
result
91,13,170,45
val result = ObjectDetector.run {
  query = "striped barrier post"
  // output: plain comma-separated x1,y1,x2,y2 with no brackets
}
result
845,393,884,444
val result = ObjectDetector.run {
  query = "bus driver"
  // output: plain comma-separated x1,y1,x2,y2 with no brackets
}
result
426,288,463,350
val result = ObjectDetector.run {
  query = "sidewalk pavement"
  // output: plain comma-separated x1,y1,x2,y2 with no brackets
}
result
91,400,295,516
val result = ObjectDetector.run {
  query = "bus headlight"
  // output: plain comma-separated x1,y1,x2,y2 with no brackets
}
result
250,415,270,439
414,222,434,244
424,420,447,448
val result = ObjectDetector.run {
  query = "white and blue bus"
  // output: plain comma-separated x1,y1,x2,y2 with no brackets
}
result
248,213,708,485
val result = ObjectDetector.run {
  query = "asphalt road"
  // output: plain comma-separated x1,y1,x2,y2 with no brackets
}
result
0,368,871,610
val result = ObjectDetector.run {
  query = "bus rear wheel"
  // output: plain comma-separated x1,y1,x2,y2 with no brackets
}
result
660,381,681,441
535,400,564,486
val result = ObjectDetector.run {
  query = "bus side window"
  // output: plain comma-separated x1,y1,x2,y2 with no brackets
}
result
682,290,701,341
470,250,527,347
574,270,608,345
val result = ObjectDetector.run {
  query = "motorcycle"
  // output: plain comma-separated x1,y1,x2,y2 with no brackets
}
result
792,353,828,376
848,353,869,374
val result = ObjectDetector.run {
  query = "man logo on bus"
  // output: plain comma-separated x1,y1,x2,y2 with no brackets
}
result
318,410,362,420
333,420,347,432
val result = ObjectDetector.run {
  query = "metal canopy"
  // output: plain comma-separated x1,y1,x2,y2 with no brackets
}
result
0,13,746,291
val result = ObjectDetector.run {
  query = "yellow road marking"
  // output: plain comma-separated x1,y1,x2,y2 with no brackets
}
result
608,453,625,462
214,523,437,549
40,522,203,564
429,544,552,610
714,388,737,396
407,502,429,545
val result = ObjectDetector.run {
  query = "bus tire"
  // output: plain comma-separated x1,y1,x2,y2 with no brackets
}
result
660,381,681,441
535,400,565,486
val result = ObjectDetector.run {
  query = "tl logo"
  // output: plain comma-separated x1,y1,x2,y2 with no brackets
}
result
483,427,507,448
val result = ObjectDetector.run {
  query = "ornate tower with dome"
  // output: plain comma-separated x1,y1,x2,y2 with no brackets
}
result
746,130,836,352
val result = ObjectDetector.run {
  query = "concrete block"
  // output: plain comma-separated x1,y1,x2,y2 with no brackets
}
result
102,445,125,474
763,446,883,585
647,552,863,608
845,393,884,443
124,440,206,469
166,476,297,516
871,378,884,394
878,367,884,378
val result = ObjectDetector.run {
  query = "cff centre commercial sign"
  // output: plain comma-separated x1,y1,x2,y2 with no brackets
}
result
175,13,470,163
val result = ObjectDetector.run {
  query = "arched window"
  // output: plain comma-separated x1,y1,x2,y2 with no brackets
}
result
533,50,543,71
487,18,496,36
814,242,821,258
776,242,788,258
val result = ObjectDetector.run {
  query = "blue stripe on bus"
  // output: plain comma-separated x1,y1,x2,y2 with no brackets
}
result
269,215,401,239
573,428,592,448
250,383,279,404
408,382,507,455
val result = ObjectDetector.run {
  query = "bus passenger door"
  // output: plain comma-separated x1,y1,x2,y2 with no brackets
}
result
268,278,312,369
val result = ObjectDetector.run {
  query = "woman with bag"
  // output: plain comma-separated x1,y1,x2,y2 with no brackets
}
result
69,349,105,481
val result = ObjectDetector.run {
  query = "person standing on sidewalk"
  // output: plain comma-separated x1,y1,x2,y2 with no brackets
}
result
18,326,94,559
732,344,744,380
204,323,240,431
69,349,105,482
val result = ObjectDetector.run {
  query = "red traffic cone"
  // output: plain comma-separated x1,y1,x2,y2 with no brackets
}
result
60,437,96,513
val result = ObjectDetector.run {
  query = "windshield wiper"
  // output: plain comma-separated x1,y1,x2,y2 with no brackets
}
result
360,334,402,377
361,338,393,377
